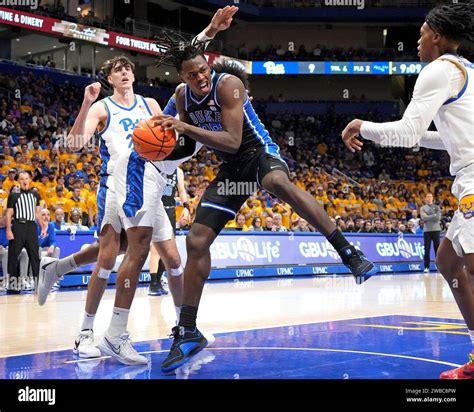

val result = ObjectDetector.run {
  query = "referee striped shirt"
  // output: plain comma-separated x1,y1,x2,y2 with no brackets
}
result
7,189,40,222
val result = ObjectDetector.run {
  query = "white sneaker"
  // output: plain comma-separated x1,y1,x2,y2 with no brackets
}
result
37,257,60,306
97,332,148,366
73,330,101,359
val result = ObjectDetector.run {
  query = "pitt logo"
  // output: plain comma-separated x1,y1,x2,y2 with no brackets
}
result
119,118,141,132
459,194,474,219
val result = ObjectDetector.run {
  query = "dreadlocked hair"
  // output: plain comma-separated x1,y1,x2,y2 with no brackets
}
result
155,30,208,71
426,1,474,43
212,60,250,91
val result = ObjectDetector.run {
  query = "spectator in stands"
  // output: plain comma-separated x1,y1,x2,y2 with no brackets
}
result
272,213,288,232
409,209,420,231
3,169,19,193
64,210,88,232
52,208,66,231
263,216,274,231
38,209,59,259
373,218,384,233
344,219,356,233
235,213,249,231
362,221,375,233
405,221,416,235
249,217,263,231
383,220,397,234
69,187,88,226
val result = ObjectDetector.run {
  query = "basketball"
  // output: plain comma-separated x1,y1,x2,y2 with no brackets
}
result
132,118,177,161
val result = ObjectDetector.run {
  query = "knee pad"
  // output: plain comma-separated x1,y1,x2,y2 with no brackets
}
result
170,266,183,277
97,267,112,279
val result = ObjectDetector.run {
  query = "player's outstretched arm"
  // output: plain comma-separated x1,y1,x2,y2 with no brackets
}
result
342,61,452,152
419,131,445,150
192,5,238,46
67,82,105,151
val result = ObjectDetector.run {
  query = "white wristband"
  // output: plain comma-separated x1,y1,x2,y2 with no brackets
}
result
192,31,214,46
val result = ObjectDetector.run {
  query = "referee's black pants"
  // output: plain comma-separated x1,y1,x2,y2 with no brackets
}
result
8,221,40,290
423,230,440,270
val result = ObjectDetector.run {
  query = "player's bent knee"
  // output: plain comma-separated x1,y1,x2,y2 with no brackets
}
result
186,232,208,256
165,255,181,270
97,267,112,279
97,256,116,271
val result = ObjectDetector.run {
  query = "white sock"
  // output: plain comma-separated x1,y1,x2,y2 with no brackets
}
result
56,255,78,277
175,306,181,324
107,307,130,337
81,311,95,331
469,330,474,349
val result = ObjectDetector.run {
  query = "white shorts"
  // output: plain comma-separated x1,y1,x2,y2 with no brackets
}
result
97,179,122,234
445,167,474,257
445,205,474,257
114,152,172,243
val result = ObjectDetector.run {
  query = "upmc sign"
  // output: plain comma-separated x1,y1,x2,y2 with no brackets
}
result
0,7,220,60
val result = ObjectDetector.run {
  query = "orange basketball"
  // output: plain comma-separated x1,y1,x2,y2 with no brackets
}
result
132,118,177,161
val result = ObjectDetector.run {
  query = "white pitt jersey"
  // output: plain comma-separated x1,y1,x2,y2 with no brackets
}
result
98,94,152,189
432,54,474,176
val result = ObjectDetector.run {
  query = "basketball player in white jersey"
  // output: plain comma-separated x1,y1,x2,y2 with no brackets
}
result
36,6,238,365
342,2,474,379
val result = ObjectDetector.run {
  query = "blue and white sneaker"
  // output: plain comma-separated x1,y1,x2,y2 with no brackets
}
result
340,246,378,285
161,326,208,373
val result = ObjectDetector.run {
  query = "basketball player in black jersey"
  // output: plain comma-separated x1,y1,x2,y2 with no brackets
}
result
153,39,377,372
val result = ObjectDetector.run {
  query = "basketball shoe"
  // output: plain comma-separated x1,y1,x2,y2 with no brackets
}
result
97,332,148,366
37,257,60,305
161,326,208,373
73,329,101,358
340,245,377,284
440,350,474,379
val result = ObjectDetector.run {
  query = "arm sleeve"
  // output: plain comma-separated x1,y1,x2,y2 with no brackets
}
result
360,61,453,147
191,30,214,50
419,131,445,150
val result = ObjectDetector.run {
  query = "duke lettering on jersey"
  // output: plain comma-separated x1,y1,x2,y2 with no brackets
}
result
188,110,222,129
184,71,281,162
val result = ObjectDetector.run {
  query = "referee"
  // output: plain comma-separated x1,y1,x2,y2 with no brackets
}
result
6,171,47,294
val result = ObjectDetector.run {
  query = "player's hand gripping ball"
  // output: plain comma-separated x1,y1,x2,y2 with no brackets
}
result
132,118,177,161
